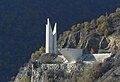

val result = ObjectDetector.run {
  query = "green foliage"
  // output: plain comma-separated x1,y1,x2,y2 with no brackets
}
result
19,76,30,82
70,24,81,32
112,8,120,18
77,62,103,82
41,54,53,62
31,52,40,60
84,22,90,28
38,53,57,63
96,18,109,35
21,76,30,82
31,46,45,60
39,46,45,53
57,31,70,48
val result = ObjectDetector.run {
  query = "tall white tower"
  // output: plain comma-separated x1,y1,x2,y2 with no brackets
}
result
53,23,57,54
46,18,51,53
45,18,57,54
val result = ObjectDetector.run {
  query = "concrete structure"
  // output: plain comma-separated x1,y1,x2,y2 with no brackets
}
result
59,48,111,63
45,18,111,63
46,18,57,54
83,53,112,63
53,23,57,54
92,53,111,62
59,48,83,63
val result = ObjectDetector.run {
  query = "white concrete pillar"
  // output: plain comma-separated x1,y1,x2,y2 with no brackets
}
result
46,23,50,53
53,23,57,54
45,18,57,54
46,18,53,53
49,22,53,53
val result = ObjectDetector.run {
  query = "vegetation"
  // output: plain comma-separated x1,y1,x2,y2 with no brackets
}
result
39,46,45,53
58,8,120,54
13,8,120,82
15,76,30,82
77,62,103,82
19,76,30,82
96,16,109,36
110,8,120,18
31,46,45,60
84,22,90,28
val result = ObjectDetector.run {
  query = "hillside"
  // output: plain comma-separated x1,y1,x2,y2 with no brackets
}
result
12,8,120,82
1,0,120,82
58,8,120,54
57,8,120,82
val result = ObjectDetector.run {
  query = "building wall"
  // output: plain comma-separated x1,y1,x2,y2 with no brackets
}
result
92,53,111,62
59,48,83,62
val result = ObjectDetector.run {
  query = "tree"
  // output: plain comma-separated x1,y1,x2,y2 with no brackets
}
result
20,76,30,82
31,53,39,60
96,19,109,35
39,46,45,53
84,22,90,28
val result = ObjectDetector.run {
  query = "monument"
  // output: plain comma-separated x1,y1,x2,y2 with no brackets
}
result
45,18,57,54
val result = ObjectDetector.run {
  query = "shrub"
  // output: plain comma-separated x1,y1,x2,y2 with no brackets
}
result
19,76,30,82
84,22,90,28
77,62,103,82
31,46,45,60
31,53,39,60
39,46,45,53
112,9,120,18
96,20,109,35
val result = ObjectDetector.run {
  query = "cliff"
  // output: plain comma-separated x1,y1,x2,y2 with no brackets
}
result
58,8,120,54
12,8,120,82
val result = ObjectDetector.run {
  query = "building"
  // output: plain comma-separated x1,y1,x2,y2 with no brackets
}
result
45,18,83,63
45,18,111,63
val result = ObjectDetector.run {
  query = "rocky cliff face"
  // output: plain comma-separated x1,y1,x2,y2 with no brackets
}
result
57,8,120,82
58,8,120,54
12,8,120,82
96,36,120,82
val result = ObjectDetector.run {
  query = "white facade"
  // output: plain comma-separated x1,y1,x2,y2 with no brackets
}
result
83,53,112,63
53,23,57,54
92,53,111,62
45,18,57,54
46,19,52,53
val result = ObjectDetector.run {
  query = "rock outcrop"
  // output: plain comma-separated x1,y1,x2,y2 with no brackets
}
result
96,36,120,82
58,8,120,54
12,8,120,82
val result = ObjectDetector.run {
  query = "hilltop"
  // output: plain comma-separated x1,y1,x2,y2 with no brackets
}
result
12,8,120,82
58,8,120,82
